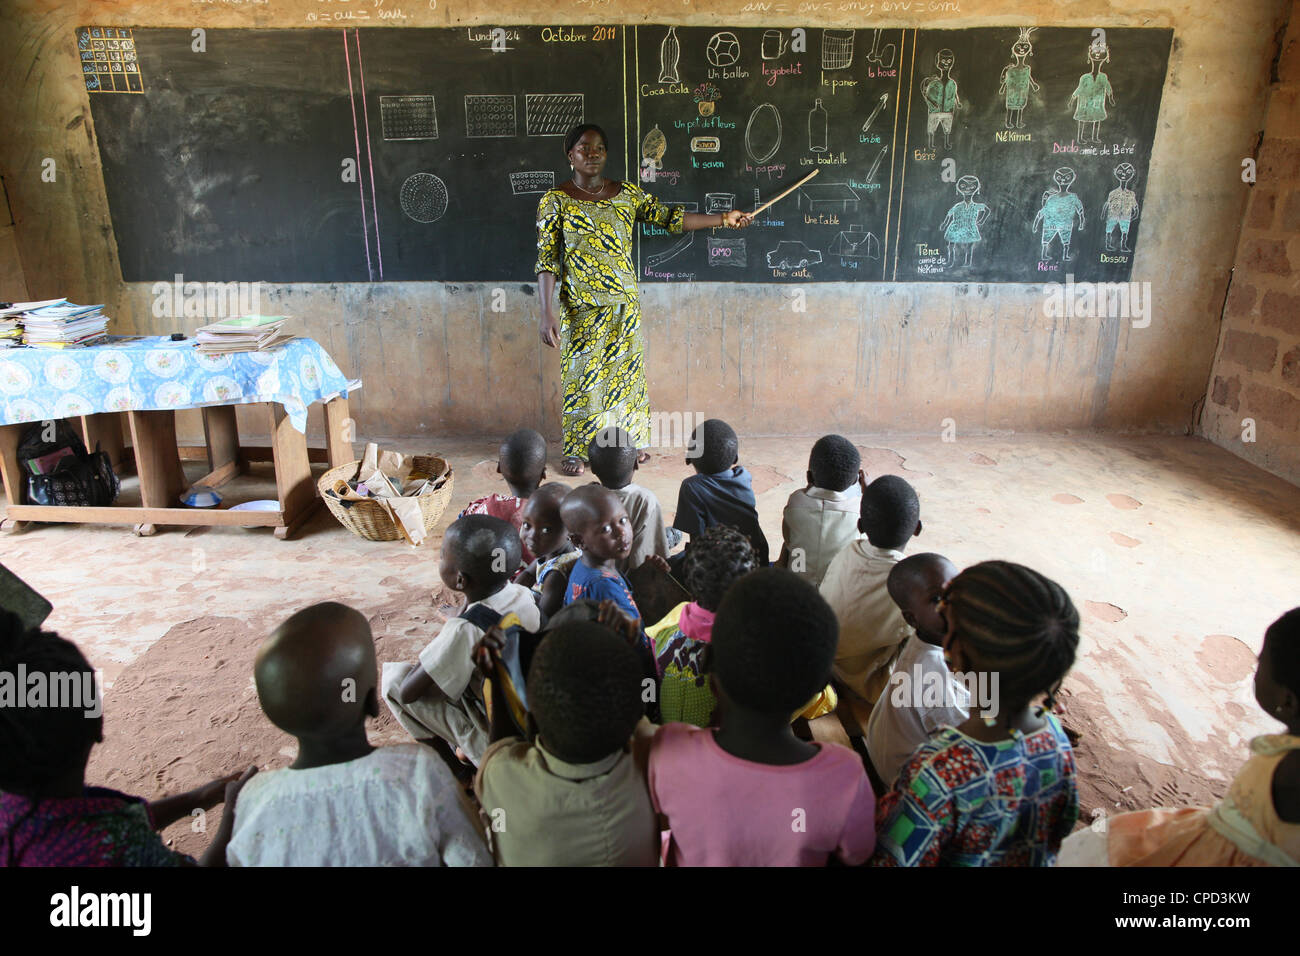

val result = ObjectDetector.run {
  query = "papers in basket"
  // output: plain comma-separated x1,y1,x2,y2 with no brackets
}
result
344,443,439,545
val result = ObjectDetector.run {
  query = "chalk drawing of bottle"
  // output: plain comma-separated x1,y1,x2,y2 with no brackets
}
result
809,98,828,152
659,27,681,84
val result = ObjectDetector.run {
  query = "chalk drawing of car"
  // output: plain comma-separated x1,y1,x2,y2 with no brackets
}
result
766,241,823,269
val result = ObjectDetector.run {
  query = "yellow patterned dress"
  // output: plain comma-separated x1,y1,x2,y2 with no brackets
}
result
534,182,685,459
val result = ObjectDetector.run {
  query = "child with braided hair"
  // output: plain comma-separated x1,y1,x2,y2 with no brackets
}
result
648,525,838,727
648,524,757,726
0,611,254,866
870,560,1080,866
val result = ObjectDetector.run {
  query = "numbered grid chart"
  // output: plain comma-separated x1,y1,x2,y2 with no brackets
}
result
78,26,143,94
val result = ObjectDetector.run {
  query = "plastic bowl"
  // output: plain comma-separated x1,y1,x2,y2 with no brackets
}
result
180,488,222,508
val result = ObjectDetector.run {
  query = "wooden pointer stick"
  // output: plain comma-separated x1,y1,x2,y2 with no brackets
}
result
747,169,820,217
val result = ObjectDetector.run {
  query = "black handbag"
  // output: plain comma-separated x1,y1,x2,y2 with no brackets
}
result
18,420,120,507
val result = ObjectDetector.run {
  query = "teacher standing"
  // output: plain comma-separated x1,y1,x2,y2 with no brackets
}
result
535,124,751,476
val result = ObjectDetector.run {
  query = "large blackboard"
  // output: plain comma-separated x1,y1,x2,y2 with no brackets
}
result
83,24,1170,284
631,25,1171,283
86,26,628,282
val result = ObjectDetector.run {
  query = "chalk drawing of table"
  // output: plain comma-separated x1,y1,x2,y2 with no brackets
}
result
0,336,358,539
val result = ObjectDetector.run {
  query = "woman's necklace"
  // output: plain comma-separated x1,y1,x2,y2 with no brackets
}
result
573,177,608,196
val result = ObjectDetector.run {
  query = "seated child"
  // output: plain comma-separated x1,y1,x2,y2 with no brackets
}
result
1059,606,1300,867
228,602,491,867
865,553,967,787
779,435,864,587
672,418,770,568
870,560,1079,867
560,484,662,684
0,611,249,867
588,426,669,576
648,525,758,727
647,568,877,866
649,526,837,729
513,482,578,621
460,427,548,564
819,474,922,705
383,515,541,769
474,618,660,866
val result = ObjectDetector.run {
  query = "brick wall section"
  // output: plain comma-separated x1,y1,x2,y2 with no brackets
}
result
1202,8,1300,484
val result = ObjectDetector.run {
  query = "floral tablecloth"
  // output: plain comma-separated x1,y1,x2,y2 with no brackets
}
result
0,336,356,433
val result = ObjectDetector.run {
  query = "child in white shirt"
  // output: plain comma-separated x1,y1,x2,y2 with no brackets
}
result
383,516,541,769
779,435,863,587
819,475,922,705
229,602,491,866
866,553,969,787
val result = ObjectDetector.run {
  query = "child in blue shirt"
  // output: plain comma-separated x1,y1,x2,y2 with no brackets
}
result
559,484,666,705
672,418,770,567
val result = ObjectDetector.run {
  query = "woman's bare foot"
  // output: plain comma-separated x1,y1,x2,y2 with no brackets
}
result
560,456,586,476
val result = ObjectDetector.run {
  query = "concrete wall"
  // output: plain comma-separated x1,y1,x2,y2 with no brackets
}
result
1201,7,1300,485
1,1,1290,453
0,176,31,304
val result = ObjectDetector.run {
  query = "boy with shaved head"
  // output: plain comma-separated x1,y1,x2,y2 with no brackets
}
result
865,553,968,787
819,474,923,705
561,484,666,701
561,485,642,618
587,426,669,576
227,602,491,866
514,481,579,620
383,515,541,772
460,428,549,564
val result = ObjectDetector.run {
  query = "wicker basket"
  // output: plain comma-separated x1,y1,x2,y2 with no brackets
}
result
318,455,454,542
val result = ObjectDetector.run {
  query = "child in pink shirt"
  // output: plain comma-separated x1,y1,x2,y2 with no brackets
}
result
460,428,548,564
646,567,876,866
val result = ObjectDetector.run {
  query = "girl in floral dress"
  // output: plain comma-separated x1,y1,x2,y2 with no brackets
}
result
871,560,1081,866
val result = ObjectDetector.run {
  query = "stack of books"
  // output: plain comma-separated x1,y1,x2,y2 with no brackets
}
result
194,315,291,354
17,300,109,349
0,298,60,348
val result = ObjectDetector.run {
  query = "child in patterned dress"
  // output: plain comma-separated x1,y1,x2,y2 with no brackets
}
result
0,611,251,866
871,560,1080,866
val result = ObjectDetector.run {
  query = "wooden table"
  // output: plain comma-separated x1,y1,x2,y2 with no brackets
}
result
0,396,354,540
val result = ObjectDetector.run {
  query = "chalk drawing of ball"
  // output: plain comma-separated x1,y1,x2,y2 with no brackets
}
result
400,172,448,223
706,32,741,68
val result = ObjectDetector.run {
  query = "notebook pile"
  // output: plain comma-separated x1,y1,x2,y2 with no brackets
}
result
0,299,110,349
0,315,20,348
194,315,292,354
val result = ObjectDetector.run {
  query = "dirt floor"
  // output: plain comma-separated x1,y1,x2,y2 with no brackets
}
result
2,431,1297,859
